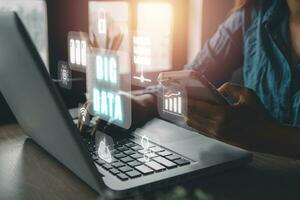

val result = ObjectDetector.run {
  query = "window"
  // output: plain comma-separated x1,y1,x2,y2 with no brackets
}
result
136,2,173,72
0,0,49,70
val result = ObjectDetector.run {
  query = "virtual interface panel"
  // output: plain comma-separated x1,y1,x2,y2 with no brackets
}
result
63,1,181,130
86,1,132,129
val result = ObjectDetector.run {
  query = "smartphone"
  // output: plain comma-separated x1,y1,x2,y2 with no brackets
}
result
158,70,229,105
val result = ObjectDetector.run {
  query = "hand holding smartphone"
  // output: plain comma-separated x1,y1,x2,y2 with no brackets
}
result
158,70,229,105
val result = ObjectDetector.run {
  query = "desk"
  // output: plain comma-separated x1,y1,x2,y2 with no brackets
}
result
0,123,300,200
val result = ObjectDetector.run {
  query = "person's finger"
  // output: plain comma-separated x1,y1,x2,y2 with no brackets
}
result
188,99,226,120
218,82,245,103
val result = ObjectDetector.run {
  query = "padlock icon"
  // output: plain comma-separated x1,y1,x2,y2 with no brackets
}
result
98,9,107,35
98,138,112,163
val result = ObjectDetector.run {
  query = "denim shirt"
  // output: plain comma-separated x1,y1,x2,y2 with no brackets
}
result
186,0,300,126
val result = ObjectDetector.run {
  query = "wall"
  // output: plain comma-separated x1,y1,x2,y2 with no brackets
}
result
187,0,235,63
201,0,234,45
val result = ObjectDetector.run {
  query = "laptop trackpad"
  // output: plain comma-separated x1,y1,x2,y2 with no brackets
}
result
136,118,247,163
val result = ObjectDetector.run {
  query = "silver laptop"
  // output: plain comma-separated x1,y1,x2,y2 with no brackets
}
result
0,12,252,198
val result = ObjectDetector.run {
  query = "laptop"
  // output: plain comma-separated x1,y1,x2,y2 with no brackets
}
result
0,12,252,198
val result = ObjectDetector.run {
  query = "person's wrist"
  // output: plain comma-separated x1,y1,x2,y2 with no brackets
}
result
135,94,158,118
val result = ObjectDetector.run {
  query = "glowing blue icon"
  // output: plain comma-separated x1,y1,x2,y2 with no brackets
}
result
93,88,123,123
96,54,118,85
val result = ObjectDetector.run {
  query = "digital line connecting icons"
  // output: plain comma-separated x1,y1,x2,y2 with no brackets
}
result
133,36,152,83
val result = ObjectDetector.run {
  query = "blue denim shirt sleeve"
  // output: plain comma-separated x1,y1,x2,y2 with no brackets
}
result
185,10,245,86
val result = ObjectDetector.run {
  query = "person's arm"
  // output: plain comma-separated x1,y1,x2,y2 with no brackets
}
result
79,9,250,133
186,8,247,86
186,82,300,158
125,9,248,128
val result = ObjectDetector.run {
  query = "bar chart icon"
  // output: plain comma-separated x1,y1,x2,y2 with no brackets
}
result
163,91,182,115
68,32,88,68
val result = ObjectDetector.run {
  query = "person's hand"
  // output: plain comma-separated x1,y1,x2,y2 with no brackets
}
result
186,82,278,150
131,93,158,126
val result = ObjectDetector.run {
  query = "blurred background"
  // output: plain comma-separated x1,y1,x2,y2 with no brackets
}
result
0,0,235,123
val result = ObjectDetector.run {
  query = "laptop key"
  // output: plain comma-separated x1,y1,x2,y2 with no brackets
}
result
117,146,129,152
118,139,132,145
145,161,165,172
157,151,172,157
95,159,105,166
109,168,120,175
138,150,158,158
125,142,137,148
119,166,133,172
153,157,177,169
112,161,125,168
117,173,129,181
124,149,135,155
102,163,113,170
88,146,95,152
174,158,190,166
92,154,98,161
130,153,143,159
165,154,181,161
114,153,126,159
126,170,142,178
131,145,143,151
128,160,142,167
113,144,122,149
150,146,164,152
111,149,120,155
121,156,134,163
135,165,154,175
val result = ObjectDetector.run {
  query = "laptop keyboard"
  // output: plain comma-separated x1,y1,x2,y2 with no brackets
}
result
84,138,191,181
